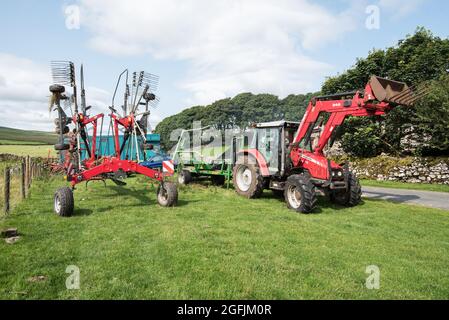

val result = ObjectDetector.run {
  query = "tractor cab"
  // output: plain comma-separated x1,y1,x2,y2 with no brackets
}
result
244,121,300,176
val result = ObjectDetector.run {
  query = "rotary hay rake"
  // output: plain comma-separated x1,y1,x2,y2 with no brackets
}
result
49,61,178,217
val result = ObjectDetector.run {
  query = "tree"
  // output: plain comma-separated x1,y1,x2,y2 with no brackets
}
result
414,74,449,155
322,28,449,157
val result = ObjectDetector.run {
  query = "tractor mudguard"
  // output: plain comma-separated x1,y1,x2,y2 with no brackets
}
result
235,149,270,176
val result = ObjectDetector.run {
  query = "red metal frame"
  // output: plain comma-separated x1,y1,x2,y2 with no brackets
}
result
239,80,400,181
65,111,167,187
289,82,393,180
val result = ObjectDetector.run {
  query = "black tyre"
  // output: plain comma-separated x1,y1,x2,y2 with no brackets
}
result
284,174,317,214
177,170,192,185
54,187,74,217
232,156,264,199
157,182,178,207
55,126,70,135
54,118,68,126
211,175,225,186
54,143,70,151
330,172,362,207
49,84,65,94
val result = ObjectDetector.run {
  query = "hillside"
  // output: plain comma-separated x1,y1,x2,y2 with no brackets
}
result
0,126,57,145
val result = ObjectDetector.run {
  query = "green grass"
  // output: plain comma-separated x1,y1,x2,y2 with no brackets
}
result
1,177,449,300
361,179,449,193
0,140,44,146
0,127,57,145
0,145,56,158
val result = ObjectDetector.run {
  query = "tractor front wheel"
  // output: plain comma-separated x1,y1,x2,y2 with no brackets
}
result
54,187,74,217
330,172,362,207
284,174,317,214
157,182,178,207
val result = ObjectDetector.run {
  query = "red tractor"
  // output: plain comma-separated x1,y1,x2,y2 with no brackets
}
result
233,76,427,213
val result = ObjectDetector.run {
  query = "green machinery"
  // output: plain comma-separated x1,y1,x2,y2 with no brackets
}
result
173,127,236,188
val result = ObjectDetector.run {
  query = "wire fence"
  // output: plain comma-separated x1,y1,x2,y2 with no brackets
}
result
0,155,53,216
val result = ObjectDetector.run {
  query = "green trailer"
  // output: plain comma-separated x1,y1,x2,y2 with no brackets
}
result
173,127,238,188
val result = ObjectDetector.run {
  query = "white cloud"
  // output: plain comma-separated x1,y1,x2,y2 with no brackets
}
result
0,53,52,131
0,53,113,131
79,0,358,105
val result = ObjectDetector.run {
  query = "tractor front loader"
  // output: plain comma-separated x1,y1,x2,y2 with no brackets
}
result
233,76,427,213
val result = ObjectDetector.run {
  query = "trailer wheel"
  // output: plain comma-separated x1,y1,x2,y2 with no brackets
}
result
330,172,362,207
284,174,317,214
211,175,225,186
157,182,178,207
54,187,74,217
233,156,264,199
177,170,192,185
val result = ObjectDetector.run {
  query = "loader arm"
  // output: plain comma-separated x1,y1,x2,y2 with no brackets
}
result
290,76,426,167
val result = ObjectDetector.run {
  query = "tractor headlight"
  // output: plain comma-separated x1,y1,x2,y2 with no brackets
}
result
338,171,343,177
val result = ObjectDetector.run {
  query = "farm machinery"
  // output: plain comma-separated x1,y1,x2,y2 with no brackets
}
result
232,76,428,213
49,61,177,217
173,127,234,187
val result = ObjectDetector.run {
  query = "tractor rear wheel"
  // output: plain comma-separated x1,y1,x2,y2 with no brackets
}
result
177,170,192,185
284,174,317,214
330,172,362,207
54,187,74,217
157,182,178,207
233,156,264,199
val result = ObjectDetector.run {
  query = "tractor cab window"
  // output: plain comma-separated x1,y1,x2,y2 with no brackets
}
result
284,127,297,148
298,113,327,152
255,127,280,174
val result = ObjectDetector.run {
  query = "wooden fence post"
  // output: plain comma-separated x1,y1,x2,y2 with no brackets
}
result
4,167,10,215
26,156,31,189
21,161,26,199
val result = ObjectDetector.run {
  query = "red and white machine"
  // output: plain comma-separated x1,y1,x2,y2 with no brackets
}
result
233,76,427,213
49,62,177,217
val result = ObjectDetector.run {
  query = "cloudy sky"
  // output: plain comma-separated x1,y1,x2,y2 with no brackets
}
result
0,0,447,131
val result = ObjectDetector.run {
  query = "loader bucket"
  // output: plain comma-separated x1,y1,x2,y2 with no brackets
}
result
369,75,427,106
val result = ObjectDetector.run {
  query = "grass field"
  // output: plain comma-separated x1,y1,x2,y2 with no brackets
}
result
0,140,44,145
1,177,448,299
361,179,449,193
0,127,57,145
0,145,56,158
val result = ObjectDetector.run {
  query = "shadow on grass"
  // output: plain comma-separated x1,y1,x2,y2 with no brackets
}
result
74,208,93,216
109,186,150,204
259,190,367,214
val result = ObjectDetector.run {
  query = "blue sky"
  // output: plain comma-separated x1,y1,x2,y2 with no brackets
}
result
0,0,448,131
